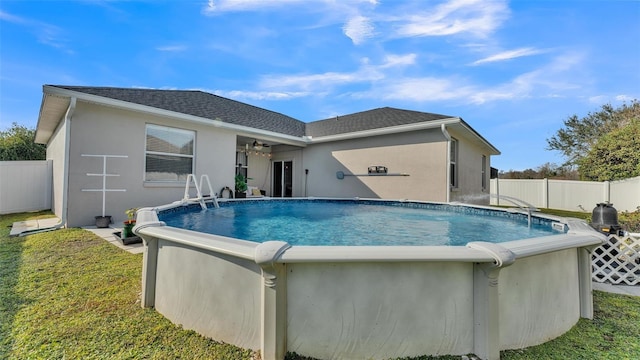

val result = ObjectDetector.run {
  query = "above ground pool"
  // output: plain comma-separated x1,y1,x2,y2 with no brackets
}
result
135,198,605,360
159,199,562,246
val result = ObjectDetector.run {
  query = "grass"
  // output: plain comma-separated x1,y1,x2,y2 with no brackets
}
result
2,211,639,359
535,207,591,221
0,211,255,359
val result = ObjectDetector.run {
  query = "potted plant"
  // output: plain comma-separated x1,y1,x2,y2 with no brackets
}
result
95,215,112,228
113,208,142,245
235,173,248,198
123,208,137,238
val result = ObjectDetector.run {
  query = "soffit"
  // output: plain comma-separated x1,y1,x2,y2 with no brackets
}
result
34,93,71,144
447,121,501,155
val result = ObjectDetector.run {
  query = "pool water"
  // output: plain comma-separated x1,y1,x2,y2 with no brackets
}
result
160,200,561,246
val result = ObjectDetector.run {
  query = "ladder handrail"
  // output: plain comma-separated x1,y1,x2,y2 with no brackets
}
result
199,174,219,208
183,174,219,209
183,174,206,210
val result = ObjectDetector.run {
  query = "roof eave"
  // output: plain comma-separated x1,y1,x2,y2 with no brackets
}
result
308,117,461,144
455,119,501,155
35,90,72,144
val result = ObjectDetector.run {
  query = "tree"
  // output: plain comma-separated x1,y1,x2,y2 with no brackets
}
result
498,162,579,180
547,100,640,167
0,123,46,161
578,118,640,181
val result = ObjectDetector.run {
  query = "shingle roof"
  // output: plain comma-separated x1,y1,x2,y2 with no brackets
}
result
48,86,462,141
51,85,306,137
305,107,455,137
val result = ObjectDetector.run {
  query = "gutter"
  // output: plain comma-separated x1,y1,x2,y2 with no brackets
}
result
307,117,461,144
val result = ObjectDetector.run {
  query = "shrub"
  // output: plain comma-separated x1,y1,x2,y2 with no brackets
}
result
619,207,640,233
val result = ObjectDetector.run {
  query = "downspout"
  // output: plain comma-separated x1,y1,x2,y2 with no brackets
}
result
60,97,76,228
441,124,451,203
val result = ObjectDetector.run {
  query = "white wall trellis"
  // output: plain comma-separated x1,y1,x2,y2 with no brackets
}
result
80,154,128,217
592,234,640,285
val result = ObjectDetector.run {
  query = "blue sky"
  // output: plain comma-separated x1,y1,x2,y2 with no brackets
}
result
1,0,639,171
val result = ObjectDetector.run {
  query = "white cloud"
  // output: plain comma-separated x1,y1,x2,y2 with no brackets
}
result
156,45,188,52
214,90,311,100
0,10,26,23
392,0,509,38
343,15,375,45
615,94,634,102
339,50,591,105
0,10,70,51
258,53,415,91
372,77,476,102
201,0,507,45
203,0,309,15
261,72,361,91
470,52,587,104
589,94,637,105
251,49,595,107
203,0,379,14
379,54,417,68
472,47,546,65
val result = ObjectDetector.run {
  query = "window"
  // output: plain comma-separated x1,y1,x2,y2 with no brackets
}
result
482,155,487,190
236,151,248,178
450,138,458,188
145,124,195,181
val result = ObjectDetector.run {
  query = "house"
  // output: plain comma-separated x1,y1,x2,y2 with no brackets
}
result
35,85,500,227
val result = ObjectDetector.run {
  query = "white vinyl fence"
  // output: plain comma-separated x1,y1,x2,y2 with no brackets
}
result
0,160,52,214
490,176,640,212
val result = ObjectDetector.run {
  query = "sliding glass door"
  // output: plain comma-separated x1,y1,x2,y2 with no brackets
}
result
272,160,293,197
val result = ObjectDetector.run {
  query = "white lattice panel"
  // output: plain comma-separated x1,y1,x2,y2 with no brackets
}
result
592,234,640,285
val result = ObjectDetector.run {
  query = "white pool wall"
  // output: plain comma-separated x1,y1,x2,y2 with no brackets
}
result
134,200,605,360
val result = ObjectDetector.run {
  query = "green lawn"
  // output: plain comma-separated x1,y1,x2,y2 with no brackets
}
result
0,212,255,359
1,211,639,360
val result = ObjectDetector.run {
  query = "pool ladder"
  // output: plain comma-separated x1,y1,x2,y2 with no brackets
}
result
183,174,219,209
491,194,537,228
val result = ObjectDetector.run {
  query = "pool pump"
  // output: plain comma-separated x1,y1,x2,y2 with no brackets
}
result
590,202,623,236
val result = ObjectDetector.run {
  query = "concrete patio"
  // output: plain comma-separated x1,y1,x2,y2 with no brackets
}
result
83,226,144,254
9,217,62,236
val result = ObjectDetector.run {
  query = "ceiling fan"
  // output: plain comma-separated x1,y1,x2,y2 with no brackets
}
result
252,140,270,150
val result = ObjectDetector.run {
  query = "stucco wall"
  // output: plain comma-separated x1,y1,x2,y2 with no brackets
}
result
47,117,68,221
448,127,491,204
66,101,236,227
60,100,494,224
301,130,448,201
